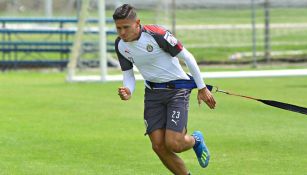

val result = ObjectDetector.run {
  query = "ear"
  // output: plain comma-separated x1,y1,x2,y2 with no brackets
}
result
136,18,141,26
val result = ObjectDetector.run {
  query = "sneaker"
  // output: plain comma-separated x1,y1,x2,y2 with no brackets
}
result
192,131,210,168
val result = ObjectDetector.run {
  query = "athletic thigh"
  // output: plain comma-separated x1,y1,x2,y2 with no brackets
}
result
144,88,167,135
165,128,187,145
166,89,191,133
149,129,166,146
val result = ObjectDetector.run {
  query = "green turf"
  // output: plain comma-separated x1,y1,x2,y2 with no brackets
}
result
0,72,306,174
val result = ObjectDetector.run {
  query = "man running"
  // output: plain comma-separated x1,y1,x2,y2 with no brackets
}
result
113,4,216,175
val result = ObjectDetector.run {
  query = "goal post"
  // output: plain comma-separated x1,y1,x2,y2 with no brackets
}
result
65,0,178,82
99,0,107,81
67,0,90,82
65,1,307,83
66,0,108,82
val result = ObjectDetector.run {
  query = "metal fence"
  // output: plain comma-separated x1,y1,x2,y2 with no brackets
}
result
0,0,307,68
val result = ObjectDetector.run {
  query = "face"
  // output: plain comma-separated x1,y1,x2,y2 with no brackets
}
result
115,18,140,42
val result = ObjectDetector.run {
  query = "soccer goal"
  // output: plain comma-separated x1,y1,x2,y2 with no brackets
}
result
66,0,175,82
66,0,307,82
66,0,107,82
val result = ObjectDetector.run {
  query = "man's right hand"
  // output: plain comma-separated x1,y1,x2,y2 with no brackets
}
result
118,87,131,100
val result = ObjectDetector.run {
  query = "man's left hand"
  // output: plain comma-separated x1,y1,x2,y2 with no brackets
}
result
197,87,216,109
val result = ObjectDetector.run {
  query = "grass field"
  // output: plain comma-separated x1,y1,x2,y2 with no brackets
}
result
0,71,306,175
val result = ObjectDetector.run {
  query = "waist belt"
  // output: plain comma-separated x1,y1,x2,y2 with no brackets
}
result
146,76,213,91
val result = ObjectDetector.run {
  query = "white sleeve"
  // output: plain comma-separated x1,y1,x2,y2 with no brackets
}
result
177,47,206,89
123,69,136,94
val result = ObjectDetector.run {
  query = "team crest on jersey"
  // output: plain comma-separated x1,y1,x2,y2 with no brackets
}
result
146,44,153,52
164,31,178,46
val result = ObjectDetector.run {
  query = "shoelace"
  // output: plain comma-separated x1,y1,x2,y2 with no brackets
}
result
193,135,201,142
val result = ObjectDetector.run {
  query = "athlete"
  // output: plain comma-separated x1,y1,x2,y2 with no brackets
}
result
113,4,216,175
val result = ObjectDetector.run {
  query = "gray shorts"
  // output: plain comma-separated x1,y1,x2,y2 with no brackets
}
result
144,87,191,135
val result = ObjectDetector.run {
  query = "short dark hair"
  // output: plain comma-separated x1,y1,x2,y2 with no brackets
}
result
113,4,137,21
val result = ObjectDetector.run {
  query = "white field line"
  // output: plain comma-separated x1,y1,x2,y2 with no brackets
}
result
67,69,307,82
186,42,307,48
230,50,306,59
200,69,307,79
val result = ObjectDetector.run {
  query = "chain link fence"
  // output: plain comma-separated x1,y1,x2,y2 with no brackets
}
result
0,0,307,68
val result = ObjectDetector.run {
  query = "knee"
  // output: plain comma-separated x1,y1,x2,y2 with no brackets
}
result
165,139,184,153
152,142,168,155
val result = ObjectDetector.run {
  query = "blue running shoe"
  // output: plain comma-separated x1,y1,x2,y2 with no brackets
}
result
192,131,210,168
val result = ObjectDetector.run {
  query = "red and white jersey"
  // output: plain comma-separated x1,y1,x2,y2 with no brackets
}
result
115,25,190,83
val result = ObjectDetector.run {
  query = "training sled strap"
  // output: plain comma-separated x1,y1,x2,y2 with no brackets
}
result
145,77,307,115
209,85,307,115
146,75,213,91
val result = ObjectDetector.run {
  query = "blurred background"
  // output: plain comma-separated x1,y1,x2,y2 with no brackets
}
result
1,0,307,71
1,1,306,174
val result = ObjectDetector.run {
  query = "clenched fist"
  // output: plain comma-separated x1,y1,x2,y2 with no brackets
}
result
118,87,131,100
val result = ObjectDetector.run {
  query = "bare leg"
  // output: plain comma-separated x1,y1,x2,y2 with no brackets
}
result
149,129,191,175
165,129,195,153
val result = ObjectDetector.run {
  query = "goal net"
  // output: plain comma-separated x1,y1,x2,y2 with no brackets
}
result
66,0,307,82
66,0,174,82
